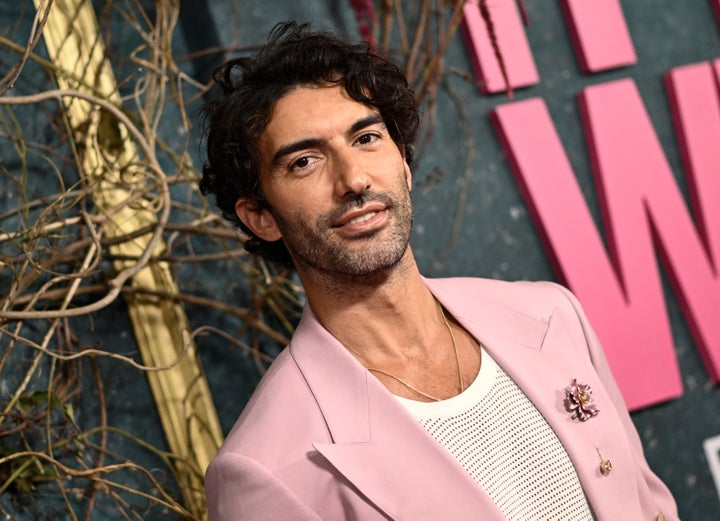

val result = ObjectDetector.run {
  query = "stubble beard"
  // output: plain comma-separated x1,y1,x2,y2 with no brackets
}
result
271,178,413,280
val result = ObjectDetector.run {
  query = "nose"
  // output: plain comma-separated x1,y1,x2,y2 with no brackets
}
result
333,148,370,199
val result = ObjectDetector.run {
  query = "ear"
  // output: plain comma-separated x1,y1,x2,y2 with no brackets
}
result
400,146,412,191
235,198,283,242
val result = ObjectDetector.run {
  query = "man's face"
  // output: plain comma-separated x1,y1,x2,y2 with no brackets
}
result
245,84,413,278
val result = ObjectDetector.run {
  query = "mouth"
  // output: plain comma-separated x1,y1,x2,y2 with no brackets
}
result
346,211,378,225
332,202,387,228
331,203,388,235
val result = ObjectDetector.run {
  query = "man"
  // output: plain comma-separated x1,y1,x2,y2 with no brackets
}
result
200,22,678,521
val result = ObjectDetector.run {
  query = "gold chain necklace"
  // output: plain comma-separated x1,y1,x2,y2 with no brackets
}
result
330,302,462,402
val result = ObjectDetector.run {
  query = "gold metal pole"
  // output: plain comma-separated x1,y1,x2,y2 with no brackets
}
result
33,1,222,518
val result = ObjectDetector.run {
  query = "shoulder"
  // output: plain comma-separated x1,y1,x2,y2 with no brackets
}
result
427,276,597,354
206,343,346,520
205,349,330,520
426,276,579,316
215,347,329,462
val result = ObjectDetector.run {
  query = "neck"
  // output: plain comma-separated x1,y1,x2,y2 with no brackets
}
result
298,248,440,363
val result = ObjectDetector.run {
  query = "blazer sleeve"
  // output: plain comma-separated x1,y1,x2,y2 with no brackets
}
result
551,282,680,520
205,451,323,521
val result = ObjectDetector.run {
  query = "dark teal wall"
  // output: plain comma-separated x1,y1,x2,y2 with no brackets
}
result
1,1,718,519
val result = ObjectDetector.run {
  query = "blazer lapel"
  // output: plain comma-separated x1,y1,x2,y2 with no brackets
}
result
290,308,506,521
429,279,645,520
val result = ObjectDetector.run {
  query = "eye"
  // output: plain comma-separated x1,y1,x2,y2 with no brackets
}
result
356,132,379,145
292,157,310,168
289,155,317,171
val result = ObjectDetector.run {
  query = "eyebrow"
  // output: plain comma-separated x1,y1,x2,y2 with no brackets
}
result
270,114,386,169
348,114,385,135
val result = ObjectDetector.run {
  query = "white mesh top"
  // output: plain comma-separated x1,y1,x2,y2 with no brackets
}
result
396,347,595,521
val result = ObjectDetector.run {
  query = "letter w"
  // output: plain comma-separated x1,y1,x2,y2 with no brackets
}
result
492,73,720,410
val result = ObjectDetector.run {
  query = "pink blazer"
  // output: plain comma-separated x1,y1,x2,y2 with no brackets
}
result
205,278,678,520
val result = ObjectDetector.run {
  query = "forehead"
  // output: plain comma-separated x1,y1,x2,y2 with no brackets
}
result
261,84,380,148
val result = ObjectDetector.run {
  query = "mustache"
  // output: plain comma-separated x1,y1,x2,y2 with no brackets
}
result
321,191,395,227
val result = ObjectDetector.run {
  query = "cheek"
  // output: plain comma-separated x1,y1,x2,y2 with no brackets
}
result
267,184,327,223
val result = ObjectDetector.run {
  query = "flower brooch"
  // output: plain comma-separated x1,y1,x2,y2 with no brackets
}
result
564,378,599,421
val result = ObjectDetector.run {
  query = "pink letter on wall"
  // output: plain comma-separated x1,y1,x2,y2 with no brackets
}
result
461,0,539,94
580,78,720,387
492,97,682,410
560,0,636,73
664,61,720,378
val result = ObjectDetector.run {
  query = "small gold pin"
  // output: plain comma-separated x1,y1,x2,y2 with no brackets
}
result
597,449,613,475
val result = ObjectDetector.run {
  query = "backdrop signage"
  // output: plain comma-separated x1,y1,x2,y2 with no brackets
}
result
462,0,720,410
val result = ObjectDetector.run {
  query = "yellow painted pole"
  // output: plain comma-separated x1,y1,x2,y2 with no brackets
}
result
33,1,222,518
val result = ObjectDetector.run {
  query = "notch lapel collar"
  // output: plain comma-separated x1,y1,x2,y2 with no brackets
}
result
290,307,505,521
428,279,645,520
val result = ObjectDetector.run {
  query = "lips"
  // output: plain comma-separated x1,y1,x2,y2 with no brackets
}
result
332,202,387,228
347,211,377,225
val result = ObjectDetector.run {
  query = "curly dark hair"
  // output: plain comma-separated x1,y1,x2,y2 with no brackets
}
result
200,22,420,265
